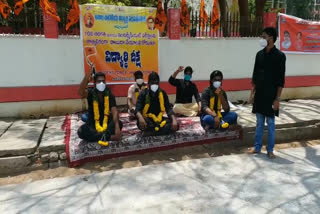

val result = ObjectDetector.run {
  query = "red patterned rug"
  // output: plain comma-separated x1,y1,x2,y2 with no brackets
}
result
64,114,242,167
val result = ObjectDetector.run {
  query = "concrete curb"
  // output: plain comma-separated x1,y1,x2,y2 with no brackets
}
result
1,99,320,174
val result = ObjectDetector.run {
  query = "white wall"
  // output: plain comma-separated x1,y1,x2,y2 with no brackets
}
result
159,38,260,80
0,36,83,87
0,36,319,88
159,38,320,80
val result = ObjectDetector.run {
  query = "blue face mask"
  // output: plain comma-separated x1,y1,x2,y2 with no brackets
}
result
184,74,191,81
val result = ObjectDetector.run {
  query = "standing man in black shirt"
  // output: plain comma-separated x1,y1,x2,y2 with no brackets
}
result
136,72,179,136
169,66,201,117
77,68,122,146
249,27,286,159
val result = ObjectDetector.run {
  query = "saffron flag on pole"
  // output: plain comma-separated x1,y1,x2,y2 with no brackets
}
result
14,0,29,16
39,0,60,22
180,0,190,35
200,0,208,33
66,0,80,31
211,0,220,33
0,0,11,19
155,0,167,34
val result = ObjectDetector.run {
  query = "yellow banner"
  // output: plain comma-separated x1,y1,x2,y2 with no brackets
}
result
80,4,158,83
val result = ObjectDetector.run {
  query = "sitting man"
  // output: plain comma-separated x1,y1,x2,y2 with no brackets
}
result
127,70,147,118
169,66,201,117
200,70,238,130
77,67,122,146
136,72,179,136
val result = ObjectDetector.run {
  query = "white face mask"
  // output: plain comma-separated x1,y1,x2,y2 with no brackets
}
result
96,82,106,92
136,78,144,85
259,39,268,48
213,81,221,89
150,84,159,92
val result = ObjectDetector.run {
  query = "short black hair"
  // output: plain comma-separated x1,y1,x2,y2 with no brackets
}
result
284,30,290,35
134,70,143,79
147,16,154,22
210,70,223,81
184,66,193,75
148,72,160,83
94,72,106,82
263,27,277,43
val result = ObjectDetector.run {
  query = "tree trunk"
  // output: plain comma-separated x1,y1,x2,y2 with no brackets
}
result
218,0,229,37
255,0,267,17
164,0,170,15
238,0,250,36
162,0,171,37
253,0,267,36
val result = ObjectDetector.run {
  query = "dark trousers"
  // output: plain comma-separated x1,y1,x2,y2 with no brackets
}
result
137,117,176,136
77,120,123,142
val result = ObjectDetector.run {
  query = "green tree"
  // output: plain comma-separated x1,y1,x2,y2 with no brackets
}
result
286,0,313,19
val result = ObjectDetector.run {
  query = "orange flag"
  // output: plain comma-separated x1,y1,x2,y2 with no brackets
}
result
200,0,208,33
155,0,167,34
211,0,220,33
14,0,29,16
180,0,190,35
66,0,80,31
39,0,60,22
0,0,11,19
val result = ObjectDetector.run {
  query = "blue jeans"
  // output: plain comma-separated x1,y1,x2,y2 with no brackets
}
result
81,113,89,123
254,113,275,152
201,112,238,129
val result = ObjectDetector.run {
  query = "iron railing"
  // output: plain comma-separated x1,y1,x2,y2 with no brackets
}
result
1,2,319,38
183,11,264,37
0,0,79,35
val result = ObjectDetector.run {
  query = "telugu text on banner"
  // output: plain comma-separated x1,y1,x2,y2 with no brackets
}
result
80,4,159,84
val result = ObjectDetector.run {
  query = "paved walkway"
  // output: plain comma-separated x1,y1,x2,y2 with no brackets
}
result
0,145,319,214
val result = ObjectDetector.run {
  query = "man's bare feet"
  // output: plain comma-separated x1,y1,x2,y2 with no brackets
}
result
267,152,276,159
248,148,260,154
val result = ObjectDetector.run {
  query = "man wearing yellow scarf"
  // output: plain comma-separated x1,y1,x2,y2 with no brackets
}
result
127,70,147,118
135,72,179,136
200,70,238,130
77,67,122,145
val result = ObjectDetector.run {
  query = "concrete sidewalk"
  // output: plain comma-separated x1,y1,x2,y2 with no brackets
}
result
0,144,319,214
0,99,320,171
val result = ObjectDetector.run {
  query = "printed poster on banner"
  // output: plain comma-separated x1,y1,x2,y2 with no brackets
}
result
279,13,320,54
80,4,159,84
